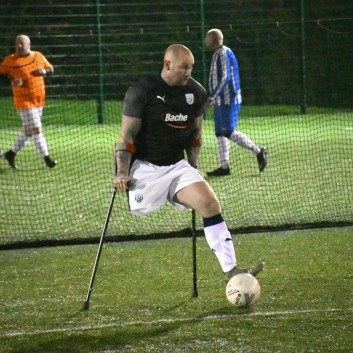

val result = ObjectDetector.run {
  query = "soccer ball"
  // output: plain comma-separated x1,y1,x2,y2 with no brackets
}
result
226,273,261,307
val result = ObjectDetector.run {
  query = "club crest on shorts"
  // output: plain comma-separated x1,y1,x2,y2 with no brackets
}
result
185,93,194,105
135,194,143,203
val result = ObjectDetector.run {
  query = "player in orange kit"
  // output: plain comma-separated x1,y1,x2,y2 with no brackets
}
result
0,34,57,169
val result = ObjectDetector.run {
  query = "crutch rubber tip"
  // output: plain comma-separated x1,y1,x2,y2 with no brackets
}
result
82,301,90,311
192,290,199,298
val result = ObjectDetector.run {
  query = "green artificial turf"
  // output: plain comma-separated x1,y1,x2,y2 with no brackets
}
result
0,227,352,352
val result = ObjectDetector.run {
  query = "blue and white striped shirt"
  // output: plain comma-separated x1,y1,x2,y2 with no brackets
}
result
209,45,242,106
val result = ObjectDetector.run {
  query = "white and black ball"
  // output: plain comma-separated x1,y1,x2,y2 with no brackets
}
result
226,273,261,307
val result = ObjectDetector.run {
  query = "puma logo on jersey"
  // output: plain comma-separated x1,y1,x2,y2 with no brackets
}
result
157,95,166,102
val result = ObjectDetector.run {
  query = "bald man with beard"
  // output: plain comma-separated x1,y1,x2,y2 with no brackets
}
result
0,34,57,169
114,44,265,285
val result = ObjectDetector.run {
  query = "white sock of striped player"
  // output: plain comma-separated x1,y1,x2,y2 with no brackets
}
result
32,133,49,157
12,131,29,153
217,136,230,169
230,131,261,155
203,214,236,272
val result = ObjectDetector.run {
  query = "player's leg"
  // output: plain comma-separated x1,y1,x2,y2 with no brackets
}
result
230,131,260,153
4,110,30,169
230,131,267,172
229,104,267,172
206,136,231,176
207,104,232,177
27,108,57,168
32,129,57,168
174,179,265,279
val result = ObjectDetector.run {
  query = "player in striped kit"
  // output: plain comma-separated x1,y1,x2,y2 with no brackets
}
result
205,29,267,176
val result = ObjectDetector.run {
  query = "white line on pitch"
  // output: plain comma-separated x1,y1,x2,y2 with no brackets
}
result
1,307,352,338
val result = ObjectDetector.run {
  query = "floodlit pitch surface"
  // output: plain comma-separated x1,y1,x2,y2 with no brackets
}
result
1,227,352,353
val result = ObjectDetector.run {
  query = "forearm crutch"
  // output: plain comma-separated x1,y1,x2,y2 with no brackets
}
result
82,187,117,310
191,209,198,297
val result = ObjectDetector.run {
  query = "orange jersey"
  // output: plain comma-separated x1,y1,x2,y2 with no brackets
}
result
0,51,53,110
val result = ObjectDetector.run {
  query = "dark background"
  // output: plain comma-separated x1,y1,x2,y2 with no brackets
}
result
0,0,352,109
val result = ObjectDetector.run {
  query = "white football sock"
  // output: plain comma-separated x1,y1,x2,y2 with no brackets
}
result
217,136,230,169
204,221,236,272
12,131,29,153
230,131,261,155
32,133,49,157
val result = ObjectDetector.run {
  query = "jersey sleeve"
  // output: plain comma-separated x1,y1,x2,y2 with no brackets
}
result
0,57,10,75
122,80,146,119
35,51,53,70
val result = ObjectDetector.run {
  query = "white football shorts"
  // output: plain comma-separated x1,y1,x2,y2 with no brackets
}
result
128,159,205,216
18,107,43,129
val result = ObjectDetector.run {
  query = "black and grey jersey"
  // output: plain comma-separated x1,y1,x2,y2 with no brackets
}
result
123,75,207,166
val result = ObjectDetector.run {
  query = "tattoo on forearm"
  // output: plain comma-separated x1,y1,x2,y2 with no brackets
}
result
116,150,132,176
119,116,142,144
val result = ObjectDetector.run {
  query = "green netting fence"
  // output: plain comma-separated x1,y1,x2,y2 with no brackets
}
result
0,0,352,248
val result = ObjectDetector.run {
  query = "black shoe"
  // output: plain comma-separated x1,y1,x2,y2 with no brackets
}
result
256,148,267,172
44,156,57,168
206,167,230,177
224,262,265,282
4,150,17,169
